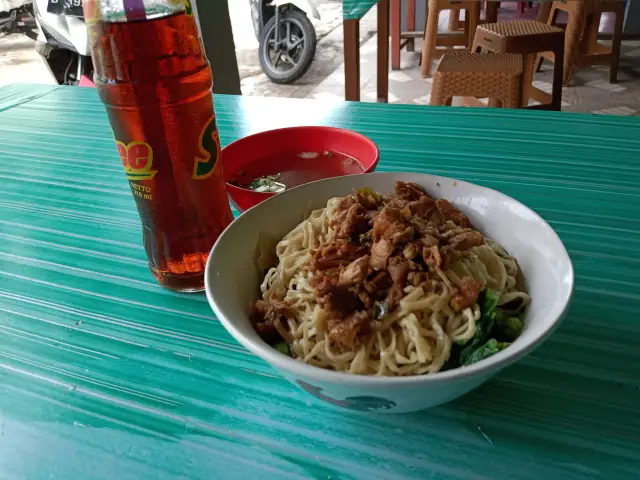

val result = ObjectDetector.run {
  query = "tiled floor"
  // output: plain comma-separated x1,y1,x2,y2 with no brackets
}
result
311,37,640,115
310,7,640,116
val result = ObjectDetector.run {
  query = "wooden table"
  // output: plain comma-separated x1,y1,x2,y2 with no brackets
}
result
1,83,640,479
343,0,390,102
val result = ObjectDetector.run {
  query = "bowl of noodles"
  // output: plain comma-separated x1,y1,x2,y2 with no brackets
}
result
205,173,574,413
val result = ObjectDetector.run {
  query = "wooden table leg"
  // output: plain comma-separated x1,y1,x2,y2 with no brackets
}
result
486,1,499,24
344,19,360,101
521,53,534,107
407,0,416,52
391,0,401,70
377,0,390,103
551,45,564,110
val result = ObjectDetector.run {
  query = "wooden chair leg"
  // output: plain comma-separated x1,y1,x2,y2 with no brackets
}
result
551,45,564,111
377,0,390,102
472,27,485,53
610,7,624,84
407,0,416,52
343,19,361,101
535,53,544,73
563,10,585,86
581,13,600,55
421,6,439,77
430,79,445,105
535,5,560,73
520,53,534,107
504,88,522,109
537,1,551,22
448,10,459,32
463,10,469,38
391,0,401,70
467,3,480,48
444,96,453,106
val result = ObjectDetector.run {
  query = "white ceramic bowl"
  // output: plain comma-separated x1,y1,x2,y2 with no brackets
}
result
205,173,574,413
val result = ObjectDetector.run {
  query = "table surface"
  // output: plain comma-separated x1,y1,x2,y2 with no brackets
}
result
343,0,378,19
1,84,639,480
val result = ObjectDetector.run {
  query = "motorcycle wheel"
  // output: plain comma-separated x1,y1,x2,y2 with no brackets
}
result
259,9,316,85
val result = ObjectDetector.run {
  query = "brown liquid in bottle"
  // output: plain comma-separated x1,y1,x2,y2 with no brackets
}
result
89,11,233,291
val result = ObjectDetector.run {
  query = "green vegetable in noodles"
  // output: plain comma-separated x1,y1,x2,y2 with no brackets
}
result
459,288,500,365
355,187,379,199
480,288,500,319
462,339,510,366
274,342,291,356
495,308,523,342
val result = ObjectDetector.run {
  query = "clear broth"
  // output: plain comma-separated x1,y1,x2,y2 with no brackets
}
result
230,150,365,193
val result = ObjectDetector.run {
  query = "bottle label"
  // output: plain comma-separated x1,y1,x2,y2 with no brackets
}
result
115,114,220,183
192,115,220,180
116,140,157,181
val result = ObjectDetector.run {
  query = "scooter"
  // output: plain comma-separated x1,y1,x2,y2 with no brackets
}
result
0,1,34,35
32,0,93,85
250,0,320,84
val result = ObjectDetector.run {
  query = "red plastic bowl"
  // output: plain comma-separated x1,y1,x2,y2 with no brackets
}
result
222,126,379,212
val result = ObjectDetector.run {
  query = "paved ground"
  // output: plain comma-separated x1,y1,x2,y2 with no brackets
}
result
0,30,55,86
312,35,640,115
233,0,378,99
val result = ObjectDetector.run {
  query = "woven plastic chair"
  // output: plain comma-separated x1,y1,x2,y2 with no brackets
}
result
449,0,499,31
472,20,565,111
537,0,625,85
420,0,480,77
430,52,523,109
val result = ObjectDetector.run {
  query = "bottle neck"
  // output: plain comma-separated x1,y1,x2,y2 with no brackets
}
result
84,0,185,23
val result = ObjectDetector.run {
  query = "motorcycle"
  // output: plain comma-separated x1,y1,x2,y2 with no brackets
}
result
32,0,93,85
0,1,35,35
250,0,319,84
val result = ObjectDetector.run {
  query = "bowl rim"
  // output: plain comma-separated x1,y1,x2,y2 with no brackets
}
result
222,125,380,194
206,172,575,386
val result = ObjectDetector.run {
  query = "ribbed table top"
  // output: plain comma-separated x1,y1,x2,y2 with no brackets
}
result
343,0,378,19
0,84,639,480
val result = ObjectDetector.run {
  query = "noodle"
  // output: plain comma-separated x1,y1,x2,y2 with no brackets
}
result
258,190,530,376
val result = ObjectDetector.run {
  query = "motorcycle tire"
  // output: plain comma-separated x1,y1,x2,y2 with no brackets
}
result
259,9,316,85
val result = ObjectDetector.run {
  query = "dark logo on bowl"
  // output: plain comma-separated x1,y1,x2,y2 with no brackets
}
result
297,380,396,412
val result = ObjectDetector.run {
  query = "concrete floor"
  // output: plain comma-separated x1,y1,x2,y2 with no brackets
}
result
311,35,640,116
233,0,379,99
0,31,56,87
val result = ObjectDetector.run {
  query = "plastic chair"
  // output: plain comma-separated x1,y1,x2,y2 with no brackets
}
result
420,0,481,77
537,0,625,85
472,20,565,110
430,52,523,108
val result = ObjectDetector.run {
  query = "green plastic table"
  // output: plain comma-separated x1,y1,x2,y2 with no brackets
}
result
1,83,640,479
